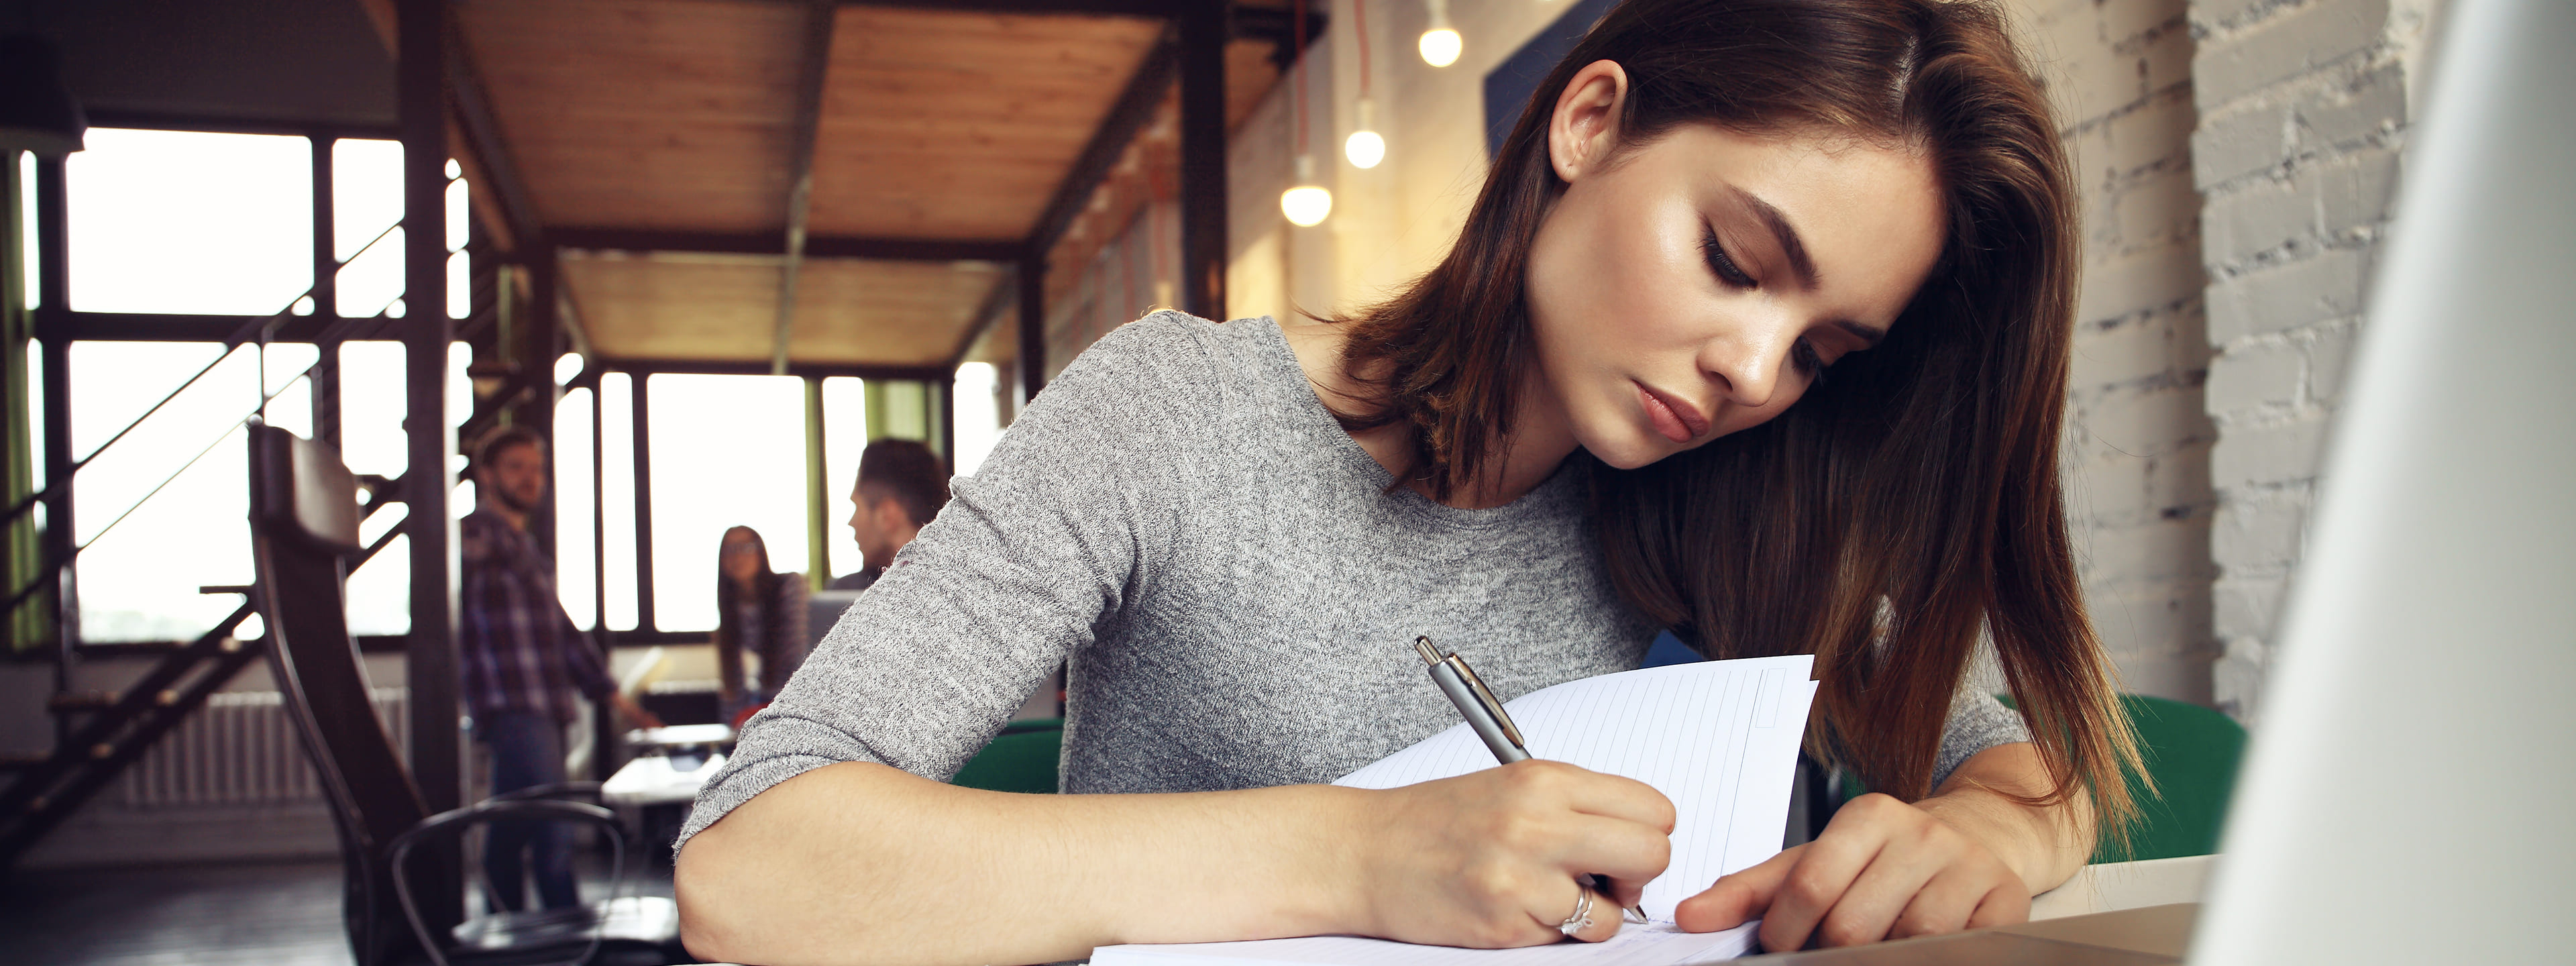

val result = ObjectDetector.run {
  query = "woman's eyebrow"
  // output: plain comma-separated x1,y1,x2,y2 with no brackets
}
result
1831,319,1888,348
1728,186,1818,290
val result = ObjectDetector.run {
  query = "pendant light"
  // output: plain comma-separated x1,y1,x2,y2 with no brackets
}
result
1344,0,1385,169
1279,0,1332,227
1418,0,1462,68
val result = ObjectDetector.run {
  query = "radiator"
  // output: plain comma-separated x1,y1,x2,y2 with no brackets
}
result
118,688,410,808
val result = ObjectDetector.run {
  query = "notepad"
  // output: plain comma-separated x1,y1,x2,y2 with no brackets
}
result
1091,655,1820,966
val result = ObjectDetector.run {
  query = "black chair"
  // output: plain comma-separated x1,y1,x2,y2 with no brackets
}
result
248,423,686,966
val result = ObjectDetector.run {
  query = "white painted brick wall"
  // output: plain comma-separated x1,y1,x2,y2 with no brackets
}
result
2013,0,2217,703
2188,0,2436,722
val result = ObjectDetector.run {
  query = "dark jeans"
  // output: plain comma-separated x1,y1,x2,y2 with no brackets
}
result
478,710,580,913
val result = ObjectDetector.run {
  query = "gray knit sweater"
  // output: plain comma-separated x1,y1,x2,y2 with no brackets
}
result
678,313,2028,847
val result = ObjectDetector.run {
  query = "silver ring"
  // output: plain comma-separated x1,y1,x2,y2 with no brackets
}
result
1557,885,1596,937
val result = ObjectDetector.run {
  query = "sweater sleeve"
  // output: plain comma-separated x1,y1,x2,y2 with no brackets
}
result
678,313,1222,849
1930,688,2033,790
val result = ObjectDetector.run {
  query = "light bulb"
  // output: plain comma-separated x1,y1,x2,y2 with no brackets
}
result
1344,129,1385,169
1281,154,1332,227
1345,99,1385,169
1419,0,1461,67
1418,28,1461,67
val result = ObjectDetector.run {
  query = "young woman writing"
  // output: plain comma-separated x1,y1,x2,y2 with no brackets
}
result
675,1,2139,963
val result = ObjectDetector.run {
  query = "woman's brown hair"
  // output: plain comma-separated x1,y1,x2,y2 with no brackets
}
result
1331,0,2143,838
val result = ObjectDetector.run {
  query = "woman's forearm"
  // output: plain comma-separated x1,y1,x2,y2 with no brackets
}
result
676,761,1371,966
1916,743,2096,895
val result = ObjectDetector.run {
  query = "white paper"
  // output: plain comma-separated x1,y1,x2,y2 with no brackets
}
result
1091,657,1819,966
1093,922,1758,966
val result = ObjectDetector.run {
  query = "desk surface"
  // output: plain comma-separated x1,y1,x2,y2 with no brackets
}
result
2030,854,2213,920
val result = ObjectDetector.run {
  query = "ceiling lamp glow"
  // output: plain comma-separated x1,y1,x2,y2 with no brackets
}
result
1281,155,1333,227
1419,0,1462,67
1345,99,1385,169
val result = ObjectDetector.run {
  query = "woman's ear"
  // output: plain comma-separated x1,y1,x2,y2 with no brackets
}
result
1548,60,1631,183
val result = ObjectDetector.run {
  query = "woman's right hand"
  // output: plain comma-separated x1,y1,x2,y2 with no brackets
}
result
1350,759,1675,947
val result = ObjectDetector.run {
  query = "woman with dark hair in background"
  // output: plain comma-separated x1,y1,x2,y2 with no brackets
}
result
678,2,2139,963
712,526,810,722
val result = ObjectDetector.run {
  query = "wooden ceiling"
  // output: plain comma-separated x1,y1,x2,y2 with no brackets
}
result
449,0,1308,371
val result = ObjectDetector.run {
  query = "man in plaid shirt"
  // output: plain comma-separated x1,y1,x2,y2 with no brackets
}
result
461,426,659,912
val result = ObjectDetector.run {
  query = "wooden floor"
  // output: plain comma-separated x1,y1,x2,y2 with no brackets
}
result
0,855,677,966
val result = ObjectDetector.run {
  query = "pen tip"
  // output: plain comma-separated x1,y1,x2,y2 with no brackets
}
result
1413,635,1441,666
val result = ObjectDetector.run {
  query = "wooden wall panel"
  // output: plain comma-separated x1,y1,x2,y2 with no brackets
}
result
456,0,805,232
806,8,1163,239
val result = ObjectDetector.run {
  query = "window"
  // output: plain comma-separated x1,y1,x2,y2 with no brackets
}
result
555,387,598,631
954,362,1002,476
820,376,867,583
333,139,405,318
600,374,639,631
68,343,262,640
337,341,410,636
67,129,313,315
646,374,809,633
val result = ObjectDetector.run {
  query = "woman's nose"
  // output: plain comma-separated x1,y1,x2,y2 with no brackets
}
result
1699,313,1798,410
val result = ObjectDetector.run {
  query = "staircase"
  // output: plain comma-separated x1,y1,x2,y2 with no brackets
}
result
0,251,521,871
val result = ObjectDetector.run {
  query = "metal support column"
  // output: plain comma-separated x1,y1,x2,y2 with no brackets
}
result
629,379,655,631
398,0,464,934
1017,258,1046,402
1175,0,1230,321
804,377,828,588
311,136,342,447
34,157,74,667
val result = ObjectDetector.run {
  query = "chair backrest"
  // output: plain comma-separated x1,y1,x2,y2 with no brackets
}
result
248,423,429,964
950,717,1063,794
2104,694,2244,863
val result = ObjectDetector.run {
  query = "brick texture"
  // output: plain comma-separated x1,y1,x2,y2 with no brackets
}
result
2014,0,2216,705
2190,0,2418,722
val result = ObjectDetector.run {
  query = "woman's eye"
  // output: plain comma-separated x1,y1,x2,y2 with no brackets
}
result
1792,340,1827,378
1701,229,1756,288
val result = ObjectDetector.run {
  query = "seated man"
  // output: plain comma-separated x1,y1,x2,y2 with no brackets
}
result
831,438,951,591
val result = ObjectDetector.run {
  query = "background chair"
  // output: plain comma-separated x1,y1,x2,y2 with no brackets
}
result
950,717,1063,794
248,423,686,966
1835,694,2247,863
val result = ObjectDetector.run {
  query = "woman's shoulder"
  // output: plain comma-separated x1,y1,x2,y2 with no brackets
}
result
1049,311,1292,401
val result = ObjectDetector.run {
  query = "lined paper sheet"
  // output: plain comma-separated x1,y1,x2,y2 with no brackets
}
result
1091,657,1818,966
1336,655,1818,922
1093,922,1758,966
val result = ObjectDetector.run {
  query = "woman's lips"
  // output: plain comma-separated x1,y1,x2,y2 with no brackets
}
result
1635,382,1710,444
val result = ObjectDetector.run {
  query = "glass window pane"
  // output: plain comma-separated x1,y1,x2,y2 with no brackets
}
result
335,226,405,318
17,152,34,310
820,376,867,584
338,341,407,478
647,374,808,633
334,139,402,262
67,129,313,315
555,388,598,632
445,177,470,252
446,250,470,320
954,363,1001,476
260,343,319,439
600,374,639,631
345,533,409,637
68,342,262,641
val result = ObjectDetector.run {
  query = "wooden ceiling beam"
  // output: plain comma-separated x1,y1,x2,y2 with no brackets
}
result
553,227,1021,262
772,0,840,376
1026,25,1180,258
812,0,1183,16
442,7,545,254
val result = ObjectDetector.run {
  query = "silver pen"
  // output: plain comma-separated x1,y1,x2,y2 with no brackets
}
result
1414,636,1648,924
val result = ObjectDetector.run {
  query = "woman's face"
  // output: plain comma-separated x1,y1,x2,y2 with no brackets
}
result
720,531,760,584
1525,62,1947,470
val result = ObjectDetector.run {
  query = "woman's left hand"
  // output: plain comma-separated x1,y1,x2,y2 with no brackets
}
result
1671,792,2032,951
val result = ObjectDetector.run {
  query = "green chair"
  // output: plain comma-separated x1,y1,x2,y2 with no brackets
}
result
951,717,1063,794
1993,694,2245,862
1841,695,2245,863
